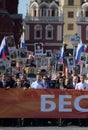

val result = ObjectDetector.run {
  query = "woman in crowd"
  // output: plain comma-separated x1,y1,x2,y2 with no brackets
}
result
55,76,67,126
75,74,88,90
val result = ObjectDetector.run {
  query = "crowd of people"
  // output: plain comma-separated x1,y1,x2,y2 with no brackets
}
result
0,65,88,127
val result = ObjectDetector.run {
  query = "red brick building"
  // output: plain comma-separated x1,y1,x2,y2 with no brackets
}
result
24,0,64,53
77,2,88,51
0,0,23,47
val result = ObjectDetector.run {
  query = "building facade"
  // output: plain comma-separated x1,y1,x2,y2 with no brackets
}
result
0,0,23,47
24,0,64,54
77,2,88,47
24,0,88,52
59,0,86,48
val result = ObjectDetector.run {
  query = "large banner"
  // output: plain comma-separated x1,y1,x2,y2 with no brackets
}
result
0,89,88,118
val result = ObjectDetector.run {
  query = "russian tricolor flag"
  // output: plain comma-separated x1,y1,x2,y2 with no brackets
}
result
20,40,26,48
0,37,6,59
59,47,64,64
75,39,84,64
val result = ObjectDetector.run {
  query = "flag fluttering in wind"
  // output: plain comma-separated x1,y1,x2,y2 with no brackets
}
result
59,46,64,64
20,40,26,48
75,39,84,64
0,37,6,59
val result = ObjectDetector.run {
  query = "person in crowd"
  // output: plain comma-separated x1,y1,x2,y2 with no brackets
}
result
42,75,49,88
14,78,22,88
75,73,88,126
20,74,30,89
6,73,15,88
47,79,56,88
0,72,16,126
55,76,59,88
0,73,11,88
72,68,80,82
66,72,73,84
47,73,52,81
55,76,66,126
31,73,45,89
56,76,66,89
38,69,47,78
67,69,80,85
13,74,30,126
65,75,79,126
14,76,29,127
67,75,78,89
85,73,88,84
30,73,46,126
64,77,69,87
13,73,19,82
75,74,88,90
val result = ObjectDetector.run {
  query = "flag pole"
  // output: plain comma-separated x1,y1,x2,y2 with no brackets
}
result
73,45,76,68
61,44,65,75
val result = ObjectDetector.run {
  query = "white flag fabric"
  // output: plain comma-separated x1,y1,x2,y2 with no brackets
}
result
75,39,84,64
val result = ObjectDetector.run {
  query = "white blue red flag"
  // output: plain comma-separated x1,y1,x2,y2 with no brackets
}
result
20,40,26,48
59,47,64,64
0,37,6,59
75,39,84,64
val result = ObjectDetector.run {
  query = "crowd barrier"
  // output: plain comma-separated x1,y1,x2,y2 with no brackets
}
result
0,88,88,118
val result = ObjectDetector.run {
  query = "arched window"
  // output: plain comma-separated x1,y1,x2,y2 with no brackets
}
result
39,2,48,16
45,25,53,39
50,1,58,17
86,26,88,40
30,2,39,17
34,9,36,17
85,8,88,17
52,9,55,16
41,8,47,16
34,25,42,39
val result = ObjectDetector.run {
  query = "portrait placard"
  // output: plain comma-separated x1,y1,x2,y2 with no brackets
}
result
10,59,16,67
6,35,16,51
34,43,43,56
80,52,88,64
9,50,18,59
67,57,75,72
46,50,52,57
0,60,6,73
18,48,28,58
